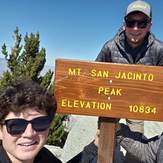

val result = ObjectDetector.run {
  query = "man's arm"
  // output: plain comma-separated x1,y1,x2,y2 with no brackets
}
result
158,46,163,66
95,41,112,62
117,123,161,163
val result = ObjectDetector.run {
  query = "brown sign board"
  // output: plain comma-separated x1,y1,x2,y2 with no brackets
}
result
54,58,163,121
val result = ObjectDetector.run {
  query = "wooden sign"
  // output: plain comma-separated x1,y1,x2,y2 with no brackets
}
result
55,59,163,121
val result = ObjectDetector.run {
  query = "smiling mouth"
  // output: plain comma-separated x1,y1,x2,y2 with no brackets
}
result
19,141,38,146
131,38,139,43
130,33,141,37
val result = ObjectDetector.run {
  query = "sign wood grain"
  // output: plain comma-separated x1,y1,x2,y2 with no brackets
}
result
55,59,163,121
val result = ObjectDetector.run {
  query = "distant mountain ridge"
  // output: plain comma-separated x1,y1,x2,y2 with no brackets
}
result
0,58,54,76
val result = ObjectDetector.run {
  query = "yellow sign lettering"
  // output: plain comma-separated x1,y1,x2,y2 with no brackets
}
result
98,87,122,96
90,69,109,78
68,68,81,76
61,99,112,110
115,71,154,81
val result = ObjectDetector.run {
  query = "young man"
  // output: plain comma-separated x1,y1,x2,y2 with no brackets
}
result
80,0,163,163
0,79,62,163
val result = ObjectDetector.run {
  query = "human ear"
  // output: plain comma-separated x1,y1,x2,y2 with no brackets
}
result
148,21,152,30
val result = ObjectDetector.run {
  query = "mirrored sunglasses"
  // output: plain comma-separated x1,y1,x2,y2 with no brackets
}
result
125,18,150,29
2,116,52,135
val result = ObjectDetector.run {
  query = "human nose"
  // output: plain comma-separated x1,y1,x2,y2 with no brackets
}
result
133,25,139,30
21,123,37,137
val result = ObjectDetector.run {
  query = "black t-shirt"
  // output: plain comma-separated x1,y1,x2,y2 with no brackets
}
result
0,145,62,163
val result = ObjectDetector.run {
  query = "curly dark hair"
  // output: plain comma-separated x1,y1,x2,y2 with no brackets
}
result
0,79,56,122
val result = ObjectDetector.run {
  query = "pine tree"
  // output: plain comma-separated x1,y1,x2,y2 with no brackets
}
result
0,27,68,146
0,27,52,88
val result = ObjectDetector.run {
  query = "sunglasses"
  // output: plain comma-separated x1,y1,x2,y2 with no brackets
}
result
2,116,52,135
125,18,150,29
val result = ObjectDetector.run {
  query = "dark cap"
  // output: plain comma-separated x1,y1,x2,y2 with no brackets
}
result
125,0,152,19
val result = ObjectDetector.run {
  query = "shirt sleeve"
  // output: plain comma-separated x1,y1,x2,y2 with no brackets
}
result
117,124,161,163
95,42,112,62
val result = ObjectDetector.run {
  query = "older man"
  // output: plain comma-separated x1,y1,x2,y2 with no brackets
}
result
80,1,163,163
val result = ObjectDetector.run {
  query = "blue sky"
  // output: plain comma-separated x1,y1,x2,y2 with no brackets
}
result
0,0,163,66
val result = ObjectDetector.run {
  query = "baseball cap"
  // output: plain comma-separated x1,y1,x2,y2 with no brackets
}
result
125,0,152,19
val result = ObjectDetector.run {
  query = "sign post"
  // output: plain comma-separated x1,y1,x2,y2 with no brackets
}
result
54,58,163,163
97,118,116,163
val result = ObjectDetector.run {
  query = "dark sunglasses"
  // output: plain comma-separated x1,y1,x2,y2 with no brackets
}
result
125,18,150,29
2,116,52,135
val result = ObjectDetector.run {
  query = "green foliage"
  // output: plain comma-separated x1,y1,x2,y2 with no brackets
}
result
0,27,53,89
0,27,68,147
47,114,68,147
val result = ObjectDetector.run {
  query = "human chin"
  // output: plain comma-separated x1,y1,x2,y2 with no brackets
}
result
8,134,47,162
15,148,40,162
